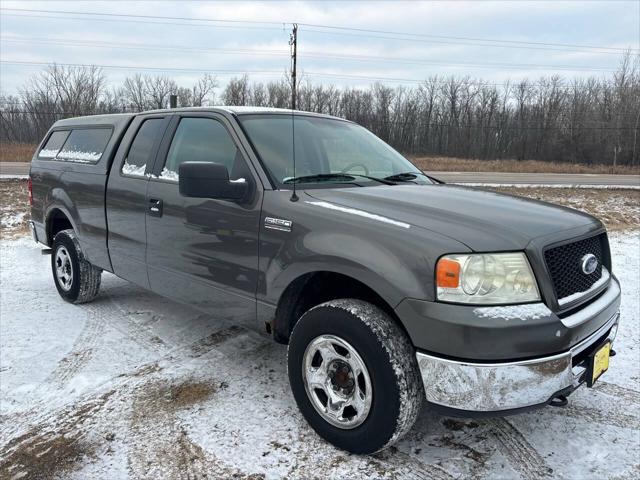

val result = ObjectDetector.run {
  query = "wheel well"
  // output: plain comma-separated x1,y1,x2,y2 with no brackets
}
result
273,271,398,344
47,209,73,245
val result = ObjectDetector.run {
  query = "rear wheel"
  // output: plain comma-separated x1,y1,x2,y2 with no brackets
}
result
51,229,102,304
288,299,423,454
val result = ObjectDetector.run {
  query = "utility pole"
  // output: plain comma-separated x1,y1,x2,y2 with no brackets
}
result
290,23,298,110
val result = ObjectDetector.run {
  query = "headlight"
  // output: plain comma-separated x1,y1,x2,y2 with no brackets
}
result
436,252,540,305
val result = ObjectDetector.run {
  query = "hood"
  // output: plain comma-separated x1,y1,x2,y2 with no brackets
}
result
306,184,601,251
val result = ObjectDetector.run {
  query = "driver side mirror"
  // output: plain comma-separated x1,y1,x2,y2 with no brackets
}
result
179,162,248,201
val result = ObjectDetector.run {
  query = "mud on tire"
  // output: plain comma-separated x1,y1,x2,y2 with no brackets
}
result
51,229,102,304
288,299,424,454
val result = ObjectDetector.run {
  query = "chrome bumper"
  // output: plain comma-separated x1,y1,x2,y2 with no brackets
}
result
416,311,619,412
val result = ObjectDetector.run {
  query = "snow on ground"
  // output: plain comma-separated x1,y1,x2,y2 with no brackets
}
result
0,233,639,480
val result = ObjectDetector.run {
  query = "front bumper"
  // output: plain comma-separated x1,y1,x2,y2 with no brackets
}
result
416,310,619,413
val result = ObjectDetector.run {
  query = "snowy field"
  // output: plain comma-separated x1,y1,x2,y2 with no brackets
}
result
0,232,639,480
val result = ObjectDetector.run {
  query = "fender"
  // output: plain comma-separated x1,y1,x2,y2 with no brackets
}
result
45,184,113,271
45,194,79,244
262,230,434,310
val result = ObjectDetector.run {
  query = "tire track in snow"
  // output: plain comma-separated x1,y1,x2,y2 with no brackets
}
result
547,404,640,431
0,389,117,479
373,449,456,480
187,325,245,357
42,305,106,387
126,379,257,479
1,324,247,444
488,419,553,480
595,381,640,405
1,324,260,480
105,298,170,354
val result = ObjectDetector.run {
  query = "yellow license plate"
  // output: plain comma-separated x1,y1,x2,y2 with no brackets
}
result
591,342,611,385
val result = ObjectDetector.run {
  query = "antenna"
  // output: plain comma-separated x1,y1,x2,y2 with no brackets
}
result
289,23,299,202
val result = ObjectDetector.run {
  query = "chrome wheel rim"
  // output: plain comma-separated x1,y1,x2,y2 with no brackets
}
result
302,334,372,429
54,246,73,291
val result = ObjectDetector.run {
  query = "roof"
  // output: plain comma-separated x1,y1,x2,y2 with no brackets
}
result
50,106,346,128
53,112,135,128
147,105,345,120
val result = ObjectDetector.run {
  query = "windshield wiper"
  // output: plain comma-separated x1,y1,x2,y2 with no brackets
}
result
283,173,396,186
349,174,397,185
283,173,357,184
384,171,444,184
384,171,426,181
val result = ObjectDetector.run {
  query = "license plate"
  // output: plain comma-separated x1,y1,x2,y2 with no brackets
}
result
589,342,611,386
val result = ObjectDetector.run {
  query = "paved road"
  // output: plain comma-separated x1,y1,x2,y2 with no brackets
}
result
1,162,639,186
431,171,640,186
0,162,30,176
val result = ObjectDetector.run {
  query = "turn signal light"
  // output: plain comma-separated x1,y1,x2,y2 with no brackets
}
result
436,258,460,288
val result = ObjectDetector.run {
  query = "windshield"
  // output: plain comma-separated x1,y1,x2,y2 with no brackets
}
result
239,114,428,187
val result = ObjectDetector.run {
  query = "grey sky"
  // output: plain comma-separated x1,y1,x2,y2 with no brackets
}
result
1,0,639,96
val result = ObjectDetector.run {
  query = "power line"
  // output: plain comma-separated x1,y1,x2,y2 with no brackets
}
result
0,60,288,77
0,60,623,90
297,23,638,54
0,7,284,27
1,36,617,73
303,56,614,72
1,12,629,56
300,28,638,56
2,7,636,55
302,71,608,85
1,37,290,59
0,12,289,33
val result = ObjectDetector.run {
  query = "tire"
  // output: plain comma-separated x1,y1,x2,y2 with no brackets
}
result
288,299,424,454
51,229,102,304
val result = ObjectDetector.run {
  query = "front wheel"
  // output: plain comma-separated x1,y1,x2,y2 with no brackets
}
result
288,299,424,454
51,229,102,304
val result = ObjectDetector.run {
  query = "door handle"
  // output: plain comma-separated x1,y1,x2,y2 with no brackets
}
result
148,198,163,217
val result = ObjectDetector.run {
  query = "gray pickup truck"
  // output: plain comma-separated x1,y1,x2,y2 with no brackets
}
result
29,107,620,454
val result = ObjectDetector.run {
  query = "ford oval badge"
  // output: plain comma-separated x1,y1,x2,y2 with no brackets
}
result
581,254,598,275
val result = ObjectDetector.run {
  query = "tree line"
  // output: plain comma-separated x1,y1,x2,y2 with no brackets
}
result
1,55,639,166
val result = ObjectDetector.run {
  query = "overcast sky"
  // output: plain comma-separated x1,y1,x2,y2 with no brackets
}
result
1,0,639,96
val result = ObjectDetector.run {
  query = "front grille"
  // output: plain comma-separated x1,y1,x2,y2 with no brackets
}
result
544,233,607,304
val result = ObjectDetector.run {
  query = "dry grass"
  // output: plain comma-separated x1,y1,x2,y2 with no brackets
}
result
0,143,37,162
0,179,30,239
411,156,640,175
486,187,639,231
1,178,637,233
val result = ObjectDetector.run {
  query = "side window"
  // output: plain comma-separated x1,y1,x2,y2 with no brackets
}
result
122,118,165,177
160,117,237,181
57,128,112,163
39,130,70,159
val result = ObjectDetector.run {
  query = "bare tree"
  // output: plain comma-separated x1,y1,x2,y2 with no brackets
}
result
144,75,177,110
192,74,218,106
123,74,148,112
222,75,251,106
3,59,640,168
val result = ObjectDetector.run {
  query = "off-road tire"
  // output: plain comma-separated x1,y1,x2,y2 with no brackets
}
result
51,229,102,304
288,299,424,454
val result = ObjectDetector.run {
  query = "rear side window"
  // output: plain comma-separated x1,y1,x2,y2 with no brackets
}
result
39,130,70,158
122,118,165,177
57,128,112,163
